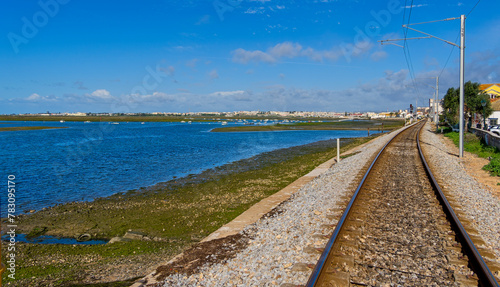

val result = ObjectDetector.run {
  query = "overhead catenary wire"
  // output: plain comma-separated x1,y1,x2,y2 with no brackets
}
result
381,1,482,113
438,32,460,78
437,0,481,80
467,0,481,17
402,0,424,108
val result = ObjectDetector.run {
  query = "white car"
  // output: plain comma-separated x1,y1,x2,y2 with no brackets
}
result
489,125,500,136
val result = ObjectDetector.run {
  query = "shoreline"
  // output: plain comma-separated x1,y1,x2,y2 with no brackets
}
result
211,119,404,132
0,126,68,132
1,135,381,286
3,137,365,236
150,126,401,286
134,131,385,286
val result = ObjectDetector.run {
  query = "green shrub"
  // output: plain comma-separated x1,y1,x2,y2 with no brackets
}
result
483,158,500,177
445,132,500,177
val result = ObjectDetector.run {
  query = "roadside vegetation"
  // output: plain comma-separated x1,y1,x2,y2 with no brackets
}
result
441,81,493,128
1,135,379,286
444,130,500,177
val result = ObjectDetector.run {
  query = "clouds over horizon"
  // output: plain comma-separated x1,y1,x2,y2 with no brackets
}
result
232,41,374,64
5,49,499,114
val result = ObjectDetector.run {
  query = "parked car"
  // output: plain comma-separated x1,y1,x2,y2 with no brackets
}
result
490,126,500,136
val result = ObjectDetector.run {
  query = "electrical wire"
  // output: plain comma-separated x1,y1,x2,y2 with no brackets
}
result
438,32,460,78
398,0,480,106
467,0,481,17
402,0,423,106
439,0,480,78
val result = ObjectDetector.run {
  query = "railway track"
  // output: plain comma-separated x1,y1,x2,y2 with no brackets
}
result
306,121,499,286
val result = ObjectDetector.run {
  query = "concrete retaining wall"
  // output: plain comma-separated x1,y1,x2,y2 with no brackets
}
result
470,127,500,150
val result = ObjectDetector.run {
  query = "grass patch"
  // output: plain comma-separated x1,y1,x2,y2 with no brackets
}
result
444,131,500,177
2,135,379,286
0,126,68,132
26,226,48,238
212,119,404,132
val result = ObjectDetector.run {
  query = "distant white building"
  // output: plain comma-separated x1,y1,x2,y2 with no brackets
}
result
429,98,443,117
65,112,87,116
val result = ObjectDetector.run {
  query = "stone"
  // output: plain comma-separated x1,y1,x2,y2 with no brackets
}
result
123,231,146,240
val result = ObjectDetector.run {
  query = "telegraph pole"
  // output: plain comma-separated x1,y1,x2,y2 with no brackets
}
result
459,14,465,158
435,76,439,123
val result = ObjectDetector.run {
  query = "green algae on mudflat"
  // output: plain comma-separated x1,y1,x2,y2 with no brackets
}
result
0,126,68,132
1,135,380,286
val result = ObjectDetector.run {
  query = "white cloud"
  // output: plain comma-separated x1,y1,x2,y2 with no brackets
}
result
371,50,388,61
268,42,302,58
244,7,266,14
27,93,42,101
87,89,114,101
209,90,253,102
186,58,198,68
233,48,277,64
126,92,178,103
195,15,210,25
160,65,175,76
25,93,55,102
210,90,245,97
232,41,373,64
403,4,428,8
208,69,219,79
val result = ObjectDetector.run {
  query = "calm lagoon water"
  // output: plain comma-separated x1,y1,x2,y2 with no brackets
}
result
0,121,379,217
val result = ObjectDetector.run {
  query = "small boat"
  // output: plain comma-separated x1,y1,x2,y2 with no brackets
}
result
141,122,145,124
221,121,228,125
111,122,119,125
59,120,65,123
84,121,91,123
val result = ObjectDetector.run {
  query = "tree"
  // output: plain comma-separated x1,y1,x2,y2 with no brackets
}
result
463,81,493,127
442,87,459,126
441,81,493,128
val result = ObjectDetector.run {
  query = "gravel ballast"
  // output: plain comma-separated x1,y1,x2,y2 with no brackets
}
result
155,129,396,286
420,123,500,261
154,123,500,286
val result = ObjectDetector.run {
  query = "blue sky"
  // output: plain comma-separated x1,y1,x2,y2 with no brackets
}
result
1,0,499,114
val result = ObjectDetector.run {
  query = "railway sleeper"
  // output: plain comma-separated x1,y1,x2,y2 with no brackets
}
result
304,246,325,254
476,247,498,261
484,261,500,281
453,271,479,286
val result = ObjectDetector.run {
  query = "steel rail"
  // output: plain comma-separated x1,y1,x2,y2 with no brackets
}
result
306,120,499,287
417,125,499,287
305,121,420,286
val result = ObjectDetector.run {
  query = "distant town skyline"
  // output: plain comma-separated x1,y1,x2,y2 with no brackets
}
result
2,0,499,114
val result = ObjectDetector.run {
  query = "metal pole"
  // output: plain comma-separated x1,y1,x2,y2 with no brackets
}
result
433,90,437,122
483,105,486,129
435,77,439,123
459,14,465,158
337,138,340,162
